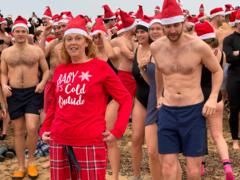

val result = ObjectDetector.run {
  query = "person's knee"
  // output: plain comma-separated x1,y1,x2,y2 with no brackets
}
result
147,147,158,161
187,166,200,178
131,134,144,147
211,131,222,142
162,161,177,177
27,126,38,136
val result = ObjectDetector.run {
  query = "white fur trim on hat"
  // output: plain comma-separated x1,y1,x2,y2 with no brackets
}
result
235,20,240,24
229,21,235,27
225,11,233,16
12,23,29,31
43,15,52,19
199,32,216,40
64,28,90,39
210,11,225,18
122,20,137,32
90,30,106,36
161,15,184,25
104,16,116,20
137,20,149,28
150,19,162,26
59,19,69,24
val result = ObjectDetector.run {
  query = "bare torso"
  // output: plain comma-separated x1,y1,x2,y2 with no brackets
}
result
154,34,204,106
3,44,41,88
49,42,66,80
111,36,134,72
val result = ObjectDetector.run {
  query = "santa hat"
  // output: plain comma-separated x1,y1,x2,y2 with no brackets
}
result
52,14,60,26
12,16,28,31
102,4,116,20
150,13,162,26
119,10,136,32
137,15,152,28
0,17,7,24
225,4,234,15
235,10,240,24
135,5,144,20
195,21,216,40
229,11,237,26
43,6,52,19
161,0,184,25
91,18,107,36
59,11,73,24
64,16,90,39
210,7,225,18
199,4,204,12
155,6,161,11
187,16,198,26
197,12,206,21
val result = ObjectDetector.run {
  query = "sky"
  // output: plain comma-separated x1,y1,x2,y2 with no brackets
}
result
1,0,239,19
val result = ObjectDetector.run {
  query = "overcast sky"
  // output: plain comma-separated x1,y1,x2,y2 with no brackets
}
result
1,0,239,19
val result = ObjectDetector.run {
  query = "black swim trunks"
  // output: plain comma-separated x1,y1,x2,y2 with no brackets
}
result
7,86,43,120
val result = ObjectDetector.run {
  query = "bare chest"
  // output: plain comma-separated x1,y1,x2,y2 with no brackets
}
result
6,50,39,68
157,49,201,75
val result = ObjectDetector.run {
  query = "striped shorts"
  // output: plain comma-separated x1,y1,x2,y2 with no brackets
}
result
50,141,107,180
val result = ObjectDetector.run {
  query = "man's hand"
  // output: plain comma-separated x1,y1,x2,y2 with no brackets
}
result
233,51,239,56
156,96,164,109
202,97,217,117
2,84,12,97
102,130,117,143
35,82,45,93
42,132,51,143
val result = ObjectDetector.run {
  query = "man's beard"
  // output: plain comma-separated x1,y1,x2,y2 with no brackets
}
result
166,31,183,42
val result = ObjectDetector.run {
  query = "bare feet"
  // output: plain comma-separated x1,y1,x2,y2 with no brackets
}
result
232,140,240,150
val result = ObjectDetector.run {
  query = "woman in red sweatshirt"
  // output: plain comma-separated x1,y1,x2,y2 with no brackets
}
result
40,16,132,180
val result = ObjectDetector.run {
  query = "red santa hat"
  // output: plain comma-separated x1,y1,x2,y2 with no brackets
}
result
135,5,144,20
199,4,204,12
0,17,7,24
52,14,60,26
225,4,234,15
195,21,216,40
235,10,240,24
102,4,116,20
155,6,161,11
229,11,237,26
187,16,198,26
59,11,73,24
210,7,225,18
64,15,90,39
43,6,52,19
12,16,28,31
91,18,107,36
197,12,206,21
137,15,152,28
150,13,162,26
161,0,184,25
119,10,136,32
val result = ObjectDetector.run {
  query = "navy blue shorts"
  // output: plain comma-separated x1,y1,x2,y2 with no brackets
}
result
157,102,206,157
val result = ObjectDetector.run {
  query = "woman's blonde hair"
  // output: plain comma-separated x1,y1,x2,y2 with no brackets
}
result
61,36,96,64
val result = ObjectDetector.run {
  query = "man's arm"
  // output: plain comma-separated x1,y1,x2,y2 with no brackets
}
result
200,41,223,116
151,42,164,107
201,42,223,100
35,47,49,93
1,50,12,97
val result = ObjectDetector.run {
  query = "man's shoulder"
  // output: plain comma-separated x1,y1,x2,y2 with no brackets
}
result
151,36,167,50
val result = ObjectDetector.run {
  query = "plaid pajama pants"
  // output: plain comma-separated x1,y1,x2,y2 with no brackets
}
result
50,141,107,180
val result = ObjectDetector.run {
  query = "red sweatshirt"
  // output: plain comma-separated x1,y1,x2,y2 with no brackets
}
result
40,58,132,146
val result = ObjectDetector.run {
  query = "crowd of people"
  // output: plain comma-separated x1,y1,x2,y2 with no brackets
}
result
0,0,239,179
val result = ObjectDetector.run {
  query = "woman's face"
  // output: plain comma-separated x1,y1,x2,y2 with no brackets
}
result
64,33,88,58
135,29,149,45
149,23,164,41
92,33,103,48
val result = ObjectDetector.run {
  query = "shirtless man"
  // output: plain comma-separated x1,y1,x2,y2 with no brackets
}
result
112,10,141,180
0,17,11,140
39,17,67,114
1,16,49,179
151,1,223,179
